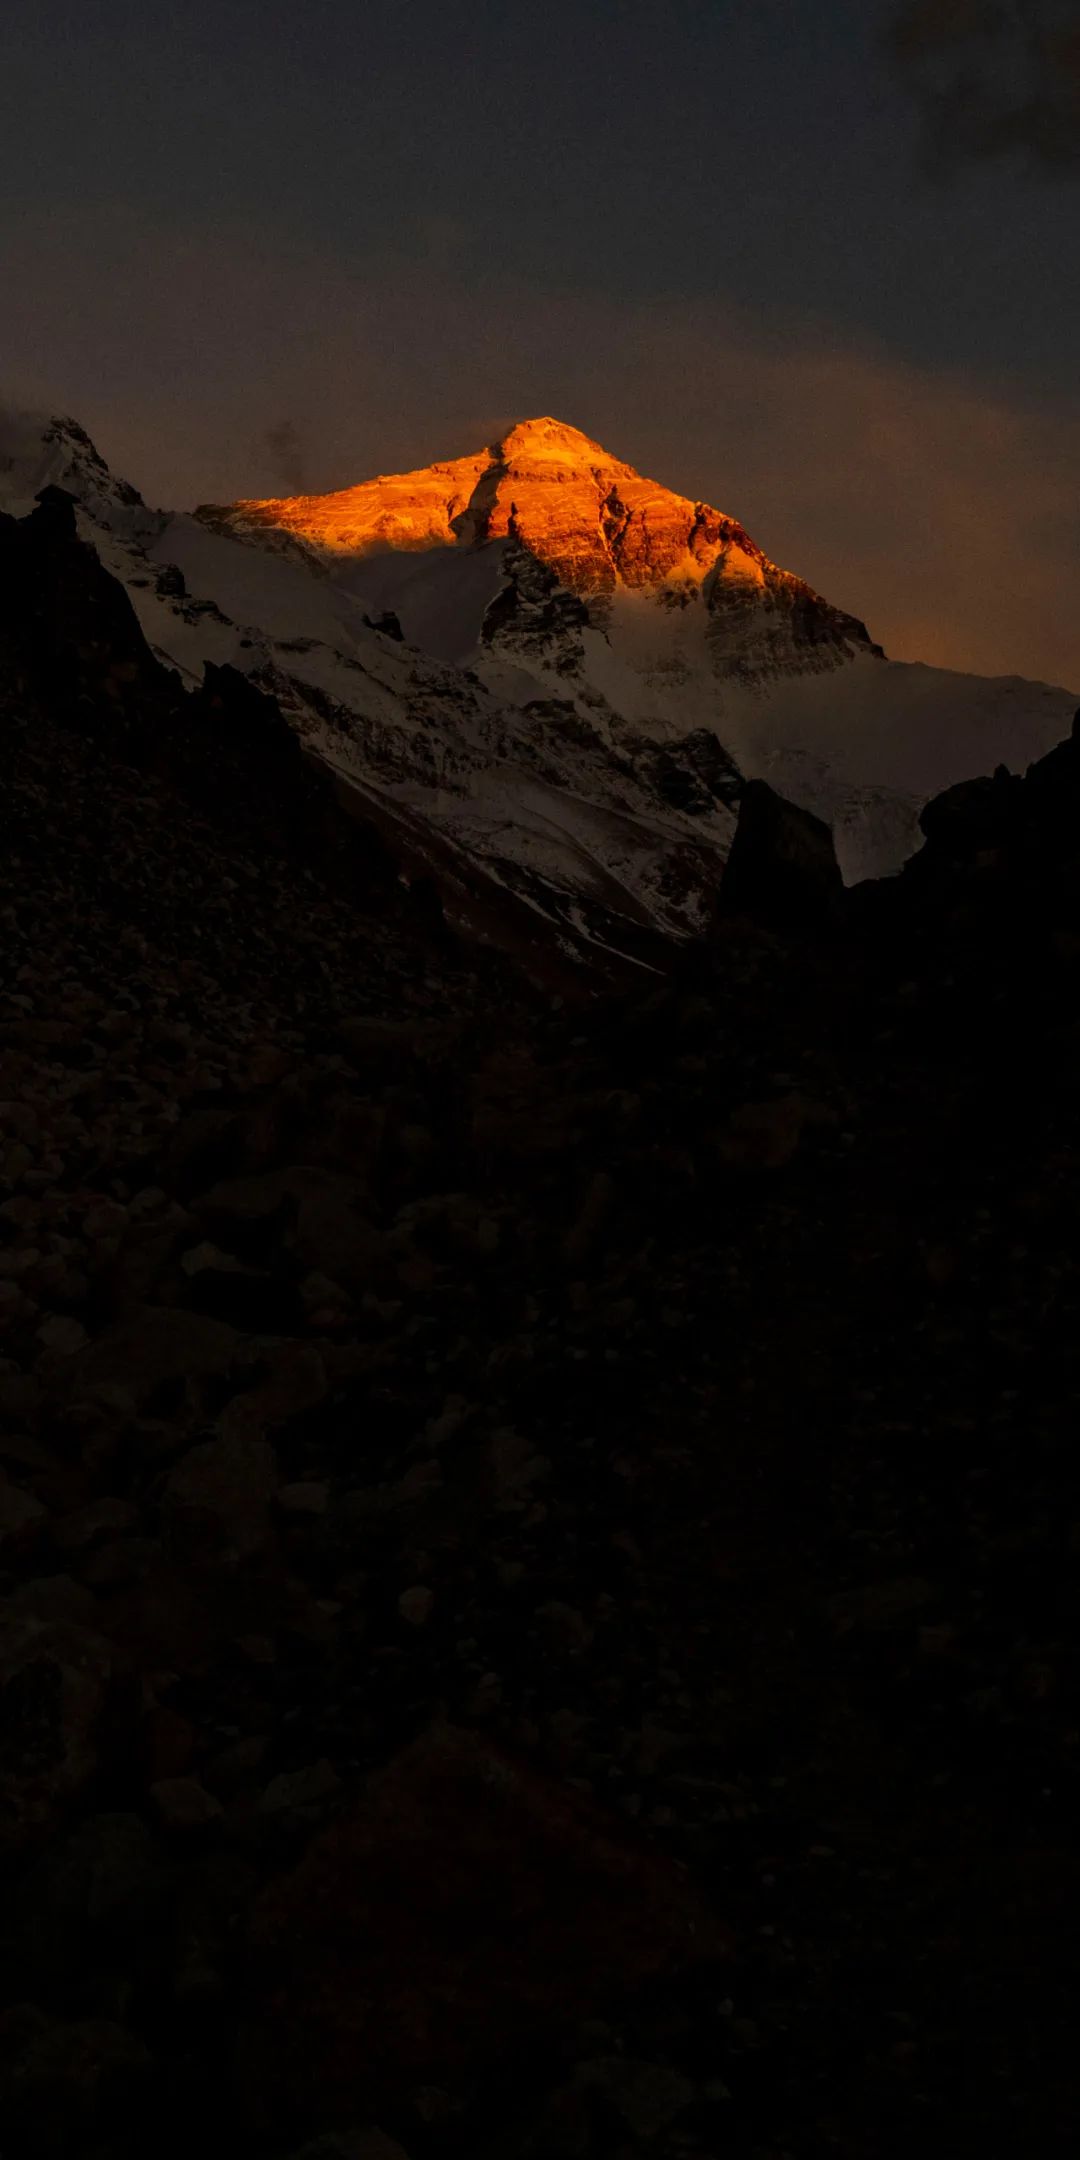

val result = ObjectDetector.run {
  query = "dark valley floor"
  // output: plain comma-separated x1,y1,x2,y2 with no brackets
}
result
2,491,1080,2158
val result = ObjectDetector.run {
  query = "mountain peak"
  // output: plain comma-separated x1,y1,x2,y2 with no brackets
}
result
493,417,617,466
198,416,869,630
202,417,758,596
0,404,145,520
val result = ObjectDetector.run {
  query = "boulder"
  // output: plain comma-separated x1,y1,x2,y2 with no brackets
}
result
194,1166,383,1292
241,1723,727,2121
0,1472,47,1555
162,1431,278,1567
288,2133,411,2160
149,1776,225,1837
60,1306,239,1412
35,1811,170,1967
219,1341,327,1443
0,1611,116,1851
0,2005,153,2154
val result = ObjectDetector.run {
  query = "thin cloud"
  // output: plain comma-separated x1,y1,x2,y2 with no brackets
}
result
887,1,1080,173
262,418,309,495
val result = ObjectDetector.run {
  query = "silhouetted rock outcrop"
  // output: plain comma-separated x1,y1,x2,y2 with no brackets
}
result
718,777,843,927
0,487,170,729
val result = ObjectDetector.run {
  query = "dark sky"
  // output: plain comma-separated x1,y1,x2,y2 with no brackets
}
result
3,0,1078,683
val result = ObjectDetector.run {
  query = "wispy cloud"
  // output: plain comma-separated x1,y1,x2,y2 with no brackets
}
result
886,1,1080,174
261,418,309,495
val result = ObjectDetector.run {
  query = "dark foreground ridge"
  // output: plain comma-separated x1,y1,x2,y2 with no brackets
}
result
2,492,1080,2157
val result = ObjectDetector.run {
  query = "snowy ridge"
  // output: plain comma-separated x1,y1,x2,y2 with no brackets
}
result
0,407,738,973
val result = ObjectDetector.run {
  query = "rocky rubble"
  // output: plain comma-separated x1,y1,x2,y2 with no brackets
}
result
2,496,1080,2156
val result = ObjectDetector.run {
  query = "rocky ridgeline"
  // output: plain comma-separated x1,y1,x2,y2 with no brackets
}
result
2,491,1080,2156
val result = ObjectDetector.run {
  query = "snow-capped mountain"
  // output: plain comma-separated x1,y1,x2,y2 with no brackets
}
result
2,405,1075,973
201,415,1078,884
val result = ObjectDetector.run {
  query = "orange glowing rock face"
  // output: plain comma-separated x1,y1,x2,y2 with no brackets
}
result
212,415,790,601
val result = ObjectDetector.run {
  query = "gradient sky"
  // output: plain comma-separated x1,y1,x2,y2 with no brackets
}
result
2,0,1078,685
